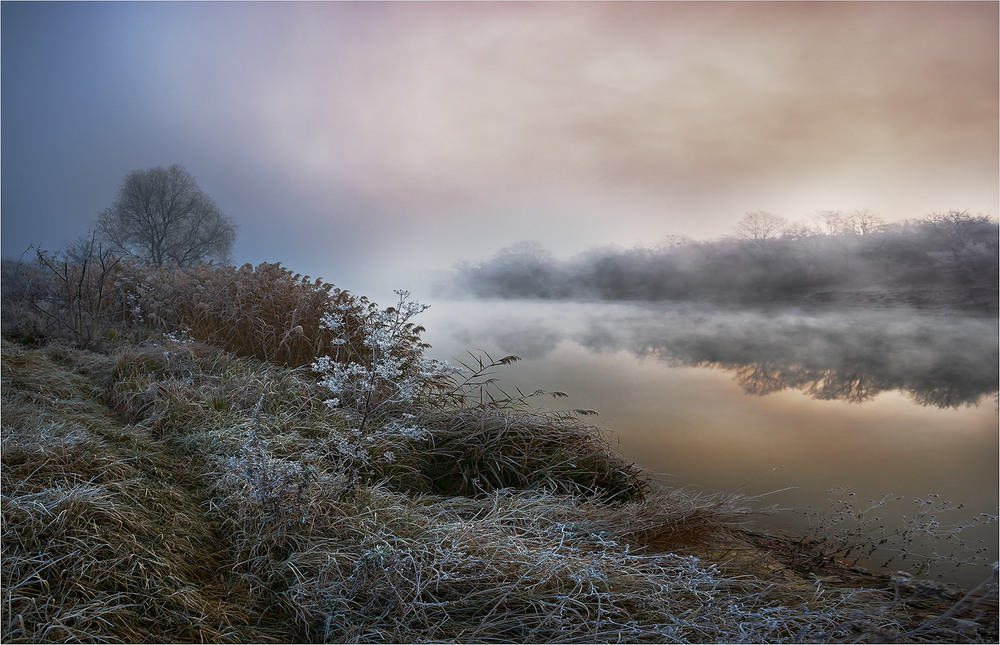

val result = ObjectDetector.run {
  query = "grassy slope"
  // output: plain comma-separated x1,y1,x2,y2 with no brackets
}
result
2,337,996,643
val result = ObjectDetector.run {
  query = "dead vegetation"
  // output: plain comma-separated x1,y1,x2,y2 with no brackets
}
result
1,260,996,642
113,260,384,368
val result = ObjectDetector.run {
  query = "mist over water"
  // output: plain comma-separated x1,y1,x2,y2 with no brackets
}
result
581,305,996,408
418,299,999,587
432,301,997,408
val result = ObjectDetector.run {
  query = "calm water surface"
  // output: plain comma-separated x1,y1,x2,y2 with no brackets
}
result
419,299,999,587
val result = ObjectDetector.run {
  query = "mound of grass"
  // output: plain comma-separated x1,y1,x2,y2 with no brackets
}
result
372,409,649,502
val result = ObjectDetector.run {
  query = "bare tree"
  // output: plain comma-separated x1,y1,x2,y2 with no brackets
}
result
60,231,101,265
735,211,787,241
816,210,847,235
816,209,884,235
97,164,236,267
846,209,885,235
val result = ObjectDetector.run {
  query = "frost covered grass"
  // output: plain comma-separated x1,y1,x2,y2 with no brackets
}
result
1,342,276,643
373,409,649,502
2,261,997,643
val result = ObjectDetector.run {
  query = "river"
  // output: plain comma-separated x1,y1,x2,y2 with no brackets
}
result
417,299,999,588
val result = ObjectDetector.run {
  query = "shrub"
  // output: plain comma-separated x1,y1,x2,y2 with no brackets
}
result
1,249,125,350
312,290,455,434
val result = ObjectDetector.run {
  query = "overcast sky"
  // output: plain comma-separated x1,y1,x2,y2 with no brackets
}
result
2,1,997,301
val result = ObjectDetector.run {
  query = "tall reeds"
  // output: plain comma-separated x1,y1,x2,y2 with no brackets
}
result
114,260,378,367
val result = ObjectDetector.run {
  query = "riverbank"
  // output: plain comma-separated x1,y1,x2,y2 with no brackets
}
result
3,335,996,643
2,260,996,642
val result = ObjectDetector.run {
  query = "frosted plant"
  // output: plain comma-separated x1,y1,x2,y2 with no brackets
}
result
313,290,461,434
381,418,432,441
163,329,192,344
225,395,314,524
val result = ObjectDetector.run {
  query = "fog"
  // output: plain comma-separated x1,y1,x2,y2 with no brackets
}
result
3,2,997,302
431,300,998,410
443,213,999,314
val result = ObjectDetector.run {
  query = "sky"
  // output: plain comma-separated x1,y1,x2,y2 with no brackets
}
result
2,1,997,301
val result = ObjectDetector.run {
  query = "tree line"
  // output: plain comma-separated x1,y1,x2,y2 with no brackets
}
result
446,211,999,312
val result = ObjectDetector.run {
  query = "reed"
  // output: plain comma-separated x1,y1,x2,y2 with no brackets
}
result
113,260,384,368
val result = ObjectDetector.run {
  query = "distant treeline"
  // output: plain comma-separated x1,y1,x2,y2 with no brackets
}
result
446,211,999,312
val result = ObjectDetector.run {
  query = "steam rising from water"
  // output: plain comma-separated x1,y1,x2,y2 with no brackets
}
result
435,301,998,408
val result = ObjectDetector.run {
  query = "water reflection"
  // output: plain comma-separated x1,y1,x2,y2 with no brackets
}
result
583,307,998,408
445,302,999,408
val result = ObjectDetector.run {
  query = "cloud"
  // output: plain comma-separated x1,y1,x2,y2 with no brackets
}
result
146,1,997,214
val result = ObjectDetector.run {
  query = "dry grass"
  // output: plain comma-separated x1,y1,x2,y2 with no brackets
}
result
114,260,396,368
1,261,996,643
1,341,284,642
372,409,649,502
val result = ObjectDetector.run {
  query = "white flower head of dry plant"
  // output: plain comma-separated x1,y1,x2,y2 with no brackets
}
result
312,290,460,434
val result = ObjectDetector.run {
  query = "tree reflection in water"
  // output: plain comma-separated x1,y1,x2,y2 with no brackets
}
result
571,305,999,409
430,302,998,409
728,363,931,405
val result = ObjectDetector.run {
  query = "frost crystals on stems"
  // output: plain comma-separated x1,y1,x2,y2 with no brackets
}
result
312,290,459,435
